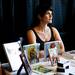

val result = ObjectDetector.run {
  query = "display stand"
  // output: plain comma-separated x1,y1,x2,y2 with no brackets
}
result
17,54,32,75
17,64,24,75
17,37,27,75
17,38,37,75
17,54,27,75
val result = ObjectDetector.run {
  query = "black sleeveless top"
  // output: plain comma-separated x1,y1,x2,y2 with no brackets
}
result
32,26,55,50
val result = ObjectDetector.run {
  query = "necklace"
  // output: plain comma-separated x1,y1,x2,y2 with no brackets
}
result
35,25,51,41
37,29,49,42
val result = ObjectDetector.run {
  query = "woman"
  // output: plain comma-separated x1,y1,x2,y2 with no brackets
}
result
26,4,65,58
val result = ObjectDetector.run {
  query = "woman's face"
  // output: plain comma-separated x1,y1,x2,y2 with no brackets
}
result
40,10,53,24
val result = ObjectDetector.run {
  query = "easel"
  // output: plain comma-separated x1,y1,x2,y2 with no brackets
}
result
17,37,28,75
17,63,23,75
17,54,29,75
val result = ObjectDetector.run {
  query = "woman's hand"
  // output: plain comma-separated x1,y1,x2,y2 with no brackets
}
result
39,50,44,58
49,55,60,66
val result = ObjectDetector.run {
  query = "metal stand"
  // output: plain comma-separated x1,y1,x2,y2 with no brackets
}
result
17,64,24,75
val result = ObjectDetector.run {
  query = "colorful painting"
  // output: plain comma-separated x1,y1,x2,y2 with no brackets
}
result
44,41,61,60
23,43,40,64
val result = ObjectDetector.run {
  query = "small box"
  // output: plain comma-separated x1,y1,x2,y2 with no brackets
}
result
57,60,70,73
57,67,65,72
57,60,70,69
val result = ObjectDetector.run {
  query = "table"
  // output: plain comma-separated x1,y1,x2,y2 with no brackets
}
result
2,52,75,75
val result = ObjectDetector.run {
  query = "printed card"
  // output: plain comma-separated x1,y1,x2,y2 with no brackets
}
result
23,43,40,64
44,41,61,60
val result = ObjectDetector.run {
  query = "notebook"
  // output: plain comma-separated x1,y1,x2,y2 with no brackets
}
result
20,50,56,75
3,41,22,71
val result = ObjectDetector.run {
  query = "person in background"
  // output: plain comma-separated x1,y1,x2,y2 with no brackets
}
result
26,4,65,59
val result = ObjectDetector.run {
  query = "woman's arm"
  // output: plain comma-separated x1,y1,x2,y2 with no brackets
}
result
27,30,44,58
27,30,36,44
52,27,65,54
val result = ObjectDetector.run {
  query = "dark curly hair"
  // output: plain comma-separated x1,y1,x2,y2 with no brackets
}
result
32,4,53,27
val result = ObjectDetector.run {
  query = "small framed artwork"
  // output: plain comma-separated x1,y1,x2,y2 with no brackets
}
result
23,43,40,64
44,41,61,60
